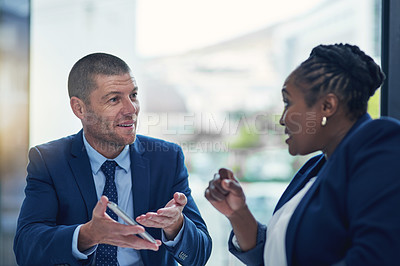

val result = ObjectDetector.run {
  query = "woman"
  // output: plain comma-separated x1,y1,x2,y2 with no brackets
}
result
205,44,400,266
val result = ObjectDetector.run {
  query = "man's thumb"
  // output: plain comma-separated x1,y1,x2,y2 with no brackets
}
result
174,192,187,206
93,195,108,216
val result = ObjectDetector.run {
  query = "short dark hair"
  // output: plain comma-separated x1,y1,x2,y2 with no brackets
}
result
68,53,131,104
289,43,385,120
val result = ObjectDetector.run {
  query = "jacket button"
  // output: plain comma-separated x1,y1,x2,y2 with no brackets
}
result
178,251,188,260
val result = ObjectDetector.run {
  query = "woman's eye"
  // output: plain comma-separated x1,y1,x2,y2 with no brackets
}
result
283,99,290,108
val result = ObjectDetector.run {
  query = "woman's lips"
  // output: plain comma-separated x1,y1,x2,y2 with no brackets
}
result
285,128,291,143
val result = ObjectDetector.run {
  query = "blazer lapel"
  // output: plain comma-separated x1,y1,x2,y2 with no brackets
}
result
130,137,150,218
285,157,327,265
275,155,325,212
68,130,98,220
130,137,151,266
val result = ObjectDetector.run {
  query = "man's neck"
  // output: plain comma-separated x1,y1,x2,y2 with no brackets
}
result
83,135,125,159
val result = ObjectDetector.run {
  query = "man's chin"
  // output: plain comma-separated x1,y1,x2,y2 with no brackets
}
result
121,134,137,145
127,135,136,145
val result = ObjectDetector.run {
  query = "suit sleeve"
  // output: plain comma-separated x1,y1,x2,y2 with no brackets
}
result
13,147,93,266
162,146,212,266
228,222,267,266
343,120,400,265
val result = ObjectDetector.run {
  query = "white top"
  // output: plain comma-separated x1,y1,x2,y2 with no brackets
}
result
264,177,317,266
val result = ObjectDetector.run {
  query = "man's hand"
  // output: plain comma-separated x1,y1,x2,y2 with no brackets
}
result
136,192,187,240
204,168,247,218
78,196,162,252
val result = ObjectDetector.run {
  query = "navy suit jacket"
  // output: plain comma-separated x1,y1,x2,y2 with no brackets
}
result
14,131,212,266
229,114,400,266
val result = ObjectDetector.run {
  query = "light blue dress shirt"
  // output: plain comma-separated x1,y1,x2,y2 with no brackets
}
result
71,134,184,265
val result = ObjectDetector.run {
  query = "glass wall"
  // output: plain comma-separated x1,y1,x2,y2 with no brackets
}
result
135,1,382,264
1,0,383,265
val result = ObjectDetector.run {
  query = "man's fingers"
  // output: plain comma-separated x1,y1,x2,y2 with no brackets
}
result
129,237,161,251
100,223,144,240
157,207,177,217
174,192,187,206
136,212,176,229
107,233,161,251
93,196,108,217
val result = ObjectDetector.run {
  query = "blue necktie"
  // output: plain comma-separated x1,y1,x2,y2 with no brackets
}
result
96,160,118,266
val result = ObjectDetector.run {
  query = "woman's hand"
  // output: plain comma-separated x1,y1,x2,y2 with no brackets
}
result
205,168,258,251
204,168,247,218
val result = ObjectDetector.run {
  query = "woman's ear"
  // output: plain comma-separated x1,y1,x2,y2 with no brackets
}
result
321,93,339,118
70,96,86,120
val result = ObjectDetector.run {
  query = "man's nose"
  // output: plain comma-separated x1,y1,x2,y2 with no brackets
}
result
122,98,139,115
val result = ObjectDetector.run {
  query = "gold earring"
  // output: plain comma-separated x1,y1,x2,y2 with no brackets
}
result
321,116,327,126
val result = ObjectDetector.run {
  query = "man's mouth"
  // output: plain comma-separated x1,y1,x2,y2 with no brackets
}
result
117,121,135,128
118,123,134,127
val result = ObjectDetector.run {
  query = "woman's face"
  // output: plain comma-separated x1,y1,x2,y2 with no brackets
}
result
279,80,323,156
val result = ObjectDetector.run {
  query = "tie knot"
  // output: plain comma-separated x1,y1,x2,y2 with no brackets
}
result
101,160,117,179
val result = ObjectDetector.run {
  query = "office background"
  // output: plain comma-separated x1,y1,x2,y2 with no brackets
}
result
1,0,399,265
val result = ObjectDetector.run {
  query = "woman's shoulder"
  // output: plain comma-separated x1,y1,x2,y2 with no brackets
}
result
342,116,400,155
363,116,400,130
351,116,400,141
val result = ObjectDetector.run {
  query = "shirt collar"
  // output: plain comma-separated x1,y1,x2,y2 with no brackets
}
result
83,133,130,175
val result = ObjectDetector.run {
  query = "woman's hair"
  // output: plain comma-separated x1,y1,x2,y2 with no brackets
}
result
289,43,385,120
68,53,131,104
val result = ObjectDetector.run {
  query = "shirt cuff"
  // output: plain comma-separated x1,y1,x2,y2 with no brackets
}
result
72,224,97,260
231,235,242,251
161,219,185,247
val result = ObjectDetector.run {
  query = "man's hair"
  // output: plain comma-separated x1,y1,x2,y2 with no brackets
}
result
289,43,385,120
68,53,131,104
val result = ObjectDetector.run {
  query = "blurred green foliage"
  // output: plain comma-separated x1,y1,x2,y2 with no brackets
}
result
229,125,260,149
368,88,380,119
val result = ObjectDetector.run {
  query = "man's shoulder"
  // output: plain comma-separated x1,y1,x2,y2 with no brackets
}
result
33,132,80,154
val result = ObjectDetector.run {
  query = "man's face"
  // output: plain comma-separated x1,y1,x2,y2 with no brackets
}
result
82,73,140,153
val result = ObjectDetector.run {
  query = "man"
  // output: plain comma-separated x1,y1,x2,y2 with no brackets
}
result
14,53,212,266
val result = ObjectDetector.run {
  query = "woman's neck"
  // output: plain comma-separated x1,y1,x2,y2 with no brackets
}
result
323,116,356,159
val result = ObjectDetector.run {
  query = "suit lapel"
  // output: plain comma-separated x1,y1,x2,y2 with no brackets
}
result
130,137,150,218
285,157,327,265
130,137,151,266
284,115,371,264
275,155,325,211
68,130,98,219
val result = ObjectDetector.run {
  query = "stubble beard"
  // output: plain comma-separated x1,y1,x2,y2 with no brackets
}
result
84,114,137,155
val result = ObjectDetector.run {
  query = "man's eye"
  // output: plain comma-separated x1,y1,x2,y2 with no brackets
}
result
130,93,138,99
110,97,118,102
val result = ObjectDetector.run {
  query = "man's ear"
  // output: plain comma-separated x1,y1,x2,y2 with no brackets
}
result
320,93,339,118
70,97,86,120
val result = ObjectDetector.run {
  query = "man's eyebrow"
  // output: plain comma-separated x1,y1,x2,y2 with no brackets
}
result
101,91,121,100
101,87,138,100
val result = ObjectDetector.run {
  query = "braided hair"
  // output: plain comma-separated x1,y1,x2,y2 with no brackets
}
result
289,43,385,120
